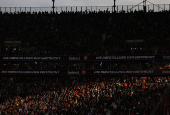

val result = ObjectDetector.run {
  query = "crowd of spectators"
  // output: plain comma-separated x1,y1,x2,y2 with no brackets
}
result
153,93,170,115
108,82,169,115
0,76,170,115
0,10,170,56
1,9,170,115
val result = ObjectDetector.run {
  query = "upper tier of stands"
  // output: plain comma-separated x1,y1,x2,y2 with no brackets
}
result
1,10,170,56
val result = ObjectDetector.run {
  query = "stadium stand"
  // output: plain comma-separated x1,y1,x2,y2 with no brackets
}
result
0,8,170,115
0,10,170,56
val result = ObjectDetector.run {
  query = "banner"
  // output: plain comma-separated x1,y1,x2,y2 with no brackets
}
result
0,70,157,75
1,55,169,60
1,70,169,75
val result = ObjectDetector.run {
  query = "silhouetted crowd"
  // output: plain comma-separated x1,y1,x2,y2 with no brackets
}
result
1,10,170,56
153,92,170,115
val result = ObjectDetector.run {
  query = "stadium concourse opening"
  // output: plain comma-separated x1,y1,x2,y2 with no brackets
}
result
0,1,170,115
